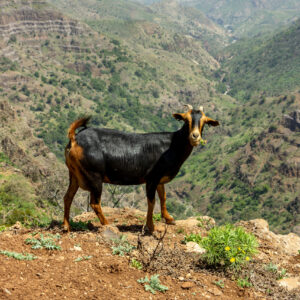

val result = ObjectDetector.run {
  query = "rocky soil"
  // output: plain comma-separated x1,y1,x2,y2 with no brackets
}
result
1,207,300,299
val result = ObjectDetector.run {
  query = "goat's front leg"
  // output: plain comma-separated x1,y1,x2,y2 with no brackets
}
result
157,184,175,225
63,173,79,232
145,182,157,233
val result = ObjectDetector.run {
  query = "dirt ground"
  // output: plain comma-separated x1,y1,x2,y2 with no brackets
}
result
0,207,299,300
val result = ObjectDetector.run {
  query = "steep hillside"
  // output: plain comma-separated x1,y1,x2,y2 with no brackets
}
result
0,0,299,236
220,18,300,98
47,0,229,57
0,0,229,225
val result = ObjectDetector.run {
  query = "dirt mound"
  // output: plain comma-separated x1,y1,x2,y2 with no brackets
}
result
0,208,299,299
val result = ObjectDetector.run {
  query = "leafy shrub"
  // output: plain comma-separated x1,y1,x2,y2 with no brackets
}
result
0,175,50,227
200,224,259,269
137,274,168,294
69,220,92,231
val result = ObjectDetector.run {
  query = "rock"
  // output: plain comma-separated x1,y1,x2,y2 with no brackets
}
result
3,288,11,295
178,277,185,281
181,282,195,289
208,287,223,296
278,277,300,291
238,219,300,256
101,226,120,241
185,242,206,254
73,245,82,251
282,110,300,131
9,221,22,230
176,216,215,229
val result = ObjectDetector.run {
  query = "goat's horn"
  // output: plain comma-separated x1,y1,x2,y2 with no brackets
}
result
198,106,204,112
184,104,193,111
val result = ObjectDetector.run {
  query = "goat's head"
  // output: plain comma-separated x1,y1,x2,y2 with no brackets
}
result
173,104,219,147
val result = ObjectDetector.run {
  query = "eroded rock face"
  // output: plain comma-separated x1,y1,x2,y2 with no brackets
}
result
237,219,300,256
282,110,300,132
0,4,83,38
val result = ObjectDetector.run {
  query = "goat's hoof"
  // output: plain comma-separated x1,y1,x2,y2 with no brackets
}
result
144,224,155,235
165,219,176,225
62,225,70,233
101,220,109,226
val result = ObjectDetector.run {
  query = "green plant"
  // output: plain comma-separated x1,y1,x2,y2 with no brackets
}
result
25,233,61,250
137,274,168,294
111,235,134,256
131,258,142,270
0,250,37,260
213,279,224,288
74,255,92,262
237,277,252,288
200,224,258,269
182,233,202,244
69,220,92,231
176,227,185,234
153,213,161,222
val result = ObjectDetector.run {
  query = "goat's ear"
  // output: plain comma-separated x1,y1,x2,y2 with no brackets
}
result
173,113,186,121
206,117,219,126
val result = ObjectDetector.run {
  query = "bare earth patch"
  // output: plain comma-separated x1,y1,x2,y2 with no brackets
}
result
0,207,299,299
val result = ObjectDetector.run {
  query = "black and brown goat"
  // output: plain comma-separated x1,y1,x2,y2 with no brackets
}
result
63,105,219,233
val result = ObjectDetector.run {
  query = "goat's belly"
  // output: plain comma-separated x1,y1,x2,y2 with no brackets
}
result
103,175,146,185
104,167,147,185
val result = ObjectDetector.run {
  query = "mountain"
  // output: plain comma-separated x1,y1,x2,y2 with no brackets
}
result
219,18,300,98
177,0,300,38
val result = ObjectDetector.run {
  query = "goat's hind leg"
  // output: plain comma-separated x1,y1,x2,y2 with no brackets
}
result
63,173,79,232
157,184,175,225
90,180,108,226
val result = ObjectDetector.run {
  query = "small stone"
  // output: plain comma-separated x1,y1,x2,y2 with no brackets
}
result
73,246,82,251
179,277,185,281
3,288,11,295
181,282,195,289
186,242,206,254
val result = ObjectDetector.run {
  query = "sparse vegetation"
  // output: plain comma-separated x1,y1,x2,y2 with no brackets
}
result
213,279,225,289
237,277,252,288
25,233,61,250
0,250,37,261
111,235,134,256
265,263,287,280
74,255,92,262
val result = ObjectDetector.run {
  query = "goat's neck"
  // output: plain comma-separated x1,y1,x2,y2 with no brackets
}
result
172,123,193,162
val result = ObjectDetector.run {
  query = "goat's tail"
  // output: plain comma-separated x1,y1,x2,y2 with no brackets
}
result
68,116,91,143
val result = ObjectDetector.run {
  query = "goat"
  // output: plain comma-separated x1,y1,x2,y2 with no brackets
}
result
63,105,219,233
